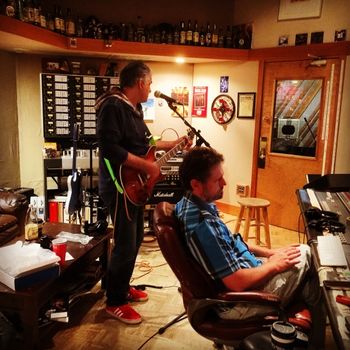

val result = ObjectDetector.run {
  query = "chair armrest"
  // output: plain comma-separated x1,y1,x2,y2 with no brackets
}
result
0,192,28,236
217,290,281,303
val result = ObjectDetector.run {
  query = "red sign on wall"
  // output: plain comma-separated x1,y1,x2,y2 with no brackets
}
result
191,86,208,117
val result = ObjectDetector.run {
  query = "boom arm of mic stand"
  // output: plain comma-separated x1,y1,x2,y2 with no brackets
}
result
167,102,211,148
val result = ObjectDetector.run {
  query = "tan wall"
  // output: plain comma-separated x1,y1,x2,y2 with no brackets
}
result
16,55,43,195
0,51,20,188
233,0,350,48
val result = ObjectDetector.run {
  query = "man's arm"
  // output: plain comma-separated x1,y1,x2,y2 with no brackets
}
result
222,248,301,292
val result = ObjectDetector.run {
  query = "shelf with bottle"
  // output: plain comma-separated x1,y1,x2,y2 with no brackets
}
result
1,13,349,62
0,14,252,62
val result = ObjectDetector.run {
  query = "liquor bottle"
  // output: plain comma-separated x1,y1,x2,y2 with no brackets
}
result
54,5,61,33
47,12,55,31
39,4,46,28
24,0,34,23
166,26,173,44
136,15,144,42
186,19,192,45
205,22,212,47
76,16,84,37
173,23,180,45
218,26,224,48
199,25,205,46
32,0,39,25
193,20,199,46
16,0,23,20
224,25,232,48
179,20,186,45
211,23,218,47
127,22,134,41
65,8,75,37
5,0,16,17
25,204,43,241
59,6,65,35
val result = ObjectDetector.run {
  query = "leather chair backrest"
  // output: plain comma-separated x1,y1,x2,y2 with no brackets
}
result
153,202,223,306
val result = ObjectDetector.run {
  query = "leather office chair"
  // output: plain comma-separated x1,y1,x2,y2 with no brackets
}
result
153,202,311,347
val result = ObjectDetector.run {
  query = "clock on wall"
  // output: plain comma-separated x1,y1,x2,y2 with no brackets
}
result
211,94,235,124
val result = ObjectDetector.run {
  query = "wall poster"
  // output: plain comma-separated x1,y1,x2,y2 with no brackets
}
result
191,86,208,118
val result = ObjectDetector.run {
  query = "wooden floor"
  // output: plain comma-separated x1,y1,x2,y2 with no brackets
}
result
39,213,337,350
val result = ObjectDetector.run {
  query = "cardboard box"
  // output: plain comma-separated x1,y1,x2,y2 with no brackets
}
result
0,264,59,291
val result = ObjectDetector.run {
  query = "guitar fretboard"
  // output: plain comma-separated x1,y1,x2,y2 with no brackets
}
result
156,139,187,167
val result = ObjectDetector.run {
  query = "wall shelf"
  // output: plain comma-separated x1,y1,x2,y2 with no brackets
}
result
1,15,349,63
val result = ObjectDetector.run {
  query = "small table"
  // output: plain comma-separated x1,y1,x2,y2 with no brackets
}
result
0,222,112,349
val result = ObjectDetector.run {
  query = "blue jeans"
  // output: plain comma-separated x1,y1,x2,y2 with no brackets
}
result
102,191,144,306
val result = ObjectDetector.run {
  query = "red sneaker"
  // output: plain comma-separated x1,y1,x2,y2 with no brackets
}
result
128,287,149,302
106,304,142,324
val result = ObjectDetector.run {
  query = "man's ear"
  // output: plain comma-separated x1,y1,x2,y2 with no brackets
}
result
190,178,202,195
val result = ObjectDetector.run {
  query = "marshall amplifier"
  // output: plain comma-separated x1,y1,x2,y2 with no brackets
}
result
147,184,184,204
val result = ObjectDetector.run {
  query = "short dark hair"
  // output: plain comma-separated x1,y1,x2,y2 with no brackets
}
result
119,60,151,89
179,147,224,191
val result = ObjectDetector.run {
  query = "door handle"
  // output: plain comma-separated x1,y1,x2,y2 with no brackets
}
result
258,137,267,169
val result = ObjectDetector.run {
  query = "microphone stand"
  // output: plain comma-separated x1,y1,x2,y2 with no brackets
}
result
167,102,211,148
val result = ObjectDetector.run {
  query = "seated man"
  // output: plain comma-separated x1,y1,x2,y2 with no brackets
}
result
174,147,325,350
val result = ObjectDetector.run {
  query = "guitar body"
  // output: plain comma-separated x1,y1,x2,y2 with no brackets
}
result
120,146,161,206
120,130,193,206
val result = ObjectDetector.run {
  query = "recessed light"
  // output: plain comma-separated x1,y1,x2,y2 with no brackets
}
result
175,57,185,64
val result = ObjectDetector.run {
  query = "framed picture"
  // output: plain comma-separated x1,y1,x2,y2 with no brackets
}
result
237,92,256,119
278,0,323,21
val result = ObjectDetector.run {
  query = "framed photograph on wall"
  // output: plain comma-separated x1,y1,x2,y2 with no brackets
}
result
237,92,256,119
278,0,323,21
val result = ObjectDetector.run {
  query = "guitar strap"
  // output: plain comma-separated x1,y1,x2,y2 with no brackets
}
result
104,158,124,194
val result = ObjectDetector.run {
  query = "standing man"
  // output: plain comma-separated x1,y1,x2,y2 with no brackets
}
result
175,147,325,349
96,60,190,324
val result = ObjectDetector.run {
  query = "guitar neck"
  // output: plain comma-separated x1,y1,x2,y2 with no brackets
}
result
156,139,186,167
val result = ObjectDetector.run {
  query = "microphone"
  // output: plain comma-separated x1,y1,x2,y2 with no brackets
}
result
154,90,183,104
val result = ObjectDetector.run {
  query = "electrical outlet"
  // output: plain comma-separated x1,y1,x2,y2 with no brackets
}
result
236,184,249,197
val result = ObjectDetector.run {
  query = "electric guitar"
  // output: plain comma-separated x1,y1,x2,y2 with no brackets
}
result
65,123,82,216
120,131,194,206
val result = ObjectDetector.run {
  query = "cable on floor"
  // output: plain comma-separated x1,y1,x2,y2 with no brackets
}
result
130,260,167,283
136,312,187,350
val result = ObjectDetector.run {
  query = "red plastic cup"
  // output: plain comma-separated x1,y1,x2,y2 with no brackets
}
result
52,238,67,265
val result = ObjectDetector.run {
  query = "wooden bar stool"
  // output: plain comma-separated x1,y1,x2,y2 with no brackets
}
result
233,197,271,248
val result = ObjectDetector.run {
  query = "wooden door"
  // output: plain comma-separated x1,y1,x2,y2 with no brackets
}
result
255,59,342,230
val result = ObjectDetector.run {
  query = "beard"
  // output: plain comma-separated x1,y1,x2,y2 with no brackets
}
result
205,188,224,202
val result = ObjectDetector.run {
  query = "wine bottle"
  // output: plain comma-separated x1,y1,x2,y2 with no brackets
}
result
224,25,232,48
33,0,39,25
5,0,16,17
193,20,199,46
179,20,186,45
205,22,212,47
16,0,23,20
186,19,193,45
39,4,46,28
54,5,61,33
173,23,180,45
199,25,205,46
211,23,218,47
65,8,75,37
